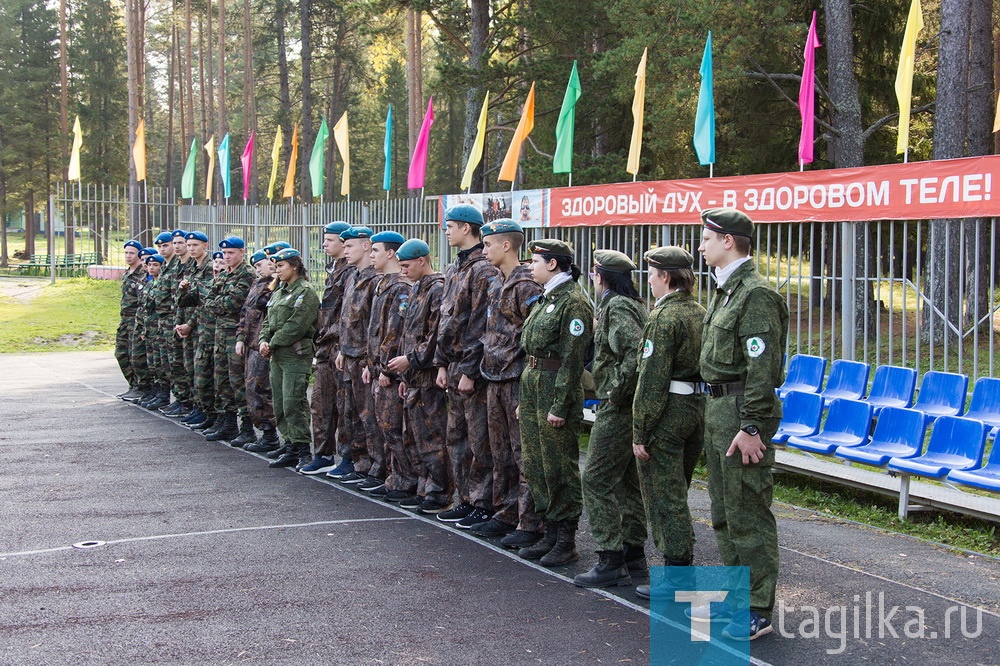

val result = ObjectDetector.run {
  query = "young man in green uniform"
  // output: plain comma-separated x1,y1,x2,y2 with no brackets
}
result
116,240,148,401
175,231,214,427
162,229,194,416
134,251,164,405
236,250,280,452
143,232,178,411
697,207,788,641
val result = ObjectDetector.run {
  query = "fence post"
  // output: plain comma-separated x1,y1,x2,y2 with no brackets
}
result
840,220,856,361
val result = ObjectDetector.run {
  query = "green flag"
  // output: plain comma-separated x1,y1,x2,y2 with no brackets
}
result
181,137,197,199
309,117,330,199
553,61,581,175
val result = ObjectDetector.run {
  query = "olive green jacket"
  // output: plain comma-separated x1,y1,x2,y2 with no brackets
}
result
591,292,647,405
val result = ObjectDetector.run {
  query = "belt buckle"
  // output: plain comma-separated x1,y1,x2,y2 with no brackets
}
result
707,383,723,398
528,356,538,369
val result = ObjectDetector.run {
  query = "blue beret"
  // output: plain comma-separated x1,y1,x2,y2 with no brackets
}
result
480,218,523,237
324,221,351,236
138,246,156,258
124,240,143,252
146,254,166,264
185,231,209,243
340,226,374,241
371,231,406,245
219,236,245,249
250,250,267,264
154,231,173,245
272,248,301,262
263,241,292,256
212,251,224,260
171,229,188,239
396,239,430,261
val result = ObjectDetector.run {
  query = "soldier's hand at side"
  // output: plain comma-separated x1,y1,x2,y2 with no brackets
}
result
335,352,344,371
179,279,190,290
362,366,372,384
398,381,407,399
515,405,519,420
458,374,475,394
259,342,271,358
235,341,245,356
633,444,649,460
547,412,565,428
726,431,767,465
435,367,448,390
176,323,192,338
387,355,410,374
378,372,391,388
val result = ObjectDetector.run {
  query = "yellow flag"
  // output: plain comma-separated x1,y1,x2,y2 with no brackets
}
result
461,93,489,191
895,0,923,155
283,123,299,199
132,119,146,182
204,134,216,202
627,49,647,176
68,116,83,181
498,83,535,183
267,126,283,201
333,112,350,197
993,90,1000,134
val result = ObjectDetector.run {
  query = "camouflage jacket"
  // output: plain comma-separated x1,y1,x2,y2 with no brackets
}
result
367,273,410,378
338,265,378,359
701,260,788,430
152,261,179,318
401,272,445,388
433,245,498,378
134,274,156,338
260,277,320,357
120,263,147,319
592,291,648,405
160,256,185,321
206,263,254,329
520,279,594,420
176,256,213,328
197,273,227,339
633,291,705,448
480,264,541,382
316,257,355,359
236,276,274,350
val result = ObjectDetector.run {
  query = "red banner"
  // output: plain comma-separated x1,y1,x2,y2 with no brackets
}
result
548,155,1000,226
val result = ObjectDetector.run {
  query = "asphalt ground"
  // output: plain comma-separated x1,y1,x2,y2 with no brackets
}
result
1,352,998,665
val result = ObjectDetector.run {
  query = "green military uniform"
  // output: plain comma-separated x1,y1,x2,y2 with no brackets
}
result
132,268,157,398
115,262,147,389
178,256,215,414
191,271,224,419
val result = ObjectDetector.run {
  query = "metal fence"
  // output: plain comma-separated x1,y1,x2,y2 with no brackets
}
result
47,184,1000,383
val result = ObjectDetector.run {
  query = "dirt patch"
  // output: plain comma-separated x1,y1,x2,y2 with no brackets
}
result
0,278,49,305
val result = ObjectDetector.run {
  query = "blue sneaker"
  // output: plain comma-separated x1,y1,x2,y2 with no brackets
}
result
722,610,772,641
325,458,355,479
299,456,337,475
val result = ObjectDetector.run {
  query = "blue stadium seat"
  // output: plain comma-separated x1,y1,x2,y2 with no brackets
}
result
887,416,987,480
772,390,824,444
820,360,871,408
834,407,926,466
864,365,917,413
777,354,827,399
786,398,873,455
963,377,1000,437
911,371,968,424
947,439,1000,492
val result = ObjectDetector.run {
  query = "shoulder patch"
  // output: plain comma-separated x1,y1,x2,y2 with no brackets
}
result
747,336,765,358
642,338,654,359
569,318,585,337
293,294,304,308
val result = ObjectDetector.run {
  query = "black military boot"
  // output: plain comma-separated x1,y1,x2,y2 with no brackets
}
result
636,556,694,600
229,417,256,447
623,543,649,578
245,427,280,453
539,521,580,567
574,550,631,588
205,413,239,441
268,444,301,468
191,412,217,431
180,408,204,425
518,521,558,560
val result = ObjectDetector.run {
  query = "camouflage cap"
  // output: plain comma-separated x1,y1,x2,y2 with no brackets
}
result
701,207,754,238
481,218,524,237
644,245,694,269
528,238,574,258
593,249,637,273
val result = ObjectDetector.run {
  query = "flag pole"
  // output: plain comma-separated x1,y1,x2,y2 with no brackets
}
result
709,163,714,179
632,173,637,183
568,173,573,188
903,148,909,164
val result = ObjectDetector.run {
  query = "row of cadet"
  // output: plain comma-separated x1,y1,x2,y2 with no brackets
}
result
113,205,789,642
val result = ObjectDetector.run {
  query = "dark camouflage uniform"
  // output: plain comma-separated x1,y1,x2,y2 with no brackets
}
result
339,265,379,473
207,263,254,415
367,273,410,487
180,257,199,396
401,272,448,503
519,279,593,524
132,273,157,390
161,256,192,403
189,272,224,415
433,244,498,510
481,264,543,531
701,259,788,620
177,257,214,412
236,276,277,429
312,257,353,457
633,291,706,562
115,263,147,388
583,291,648,552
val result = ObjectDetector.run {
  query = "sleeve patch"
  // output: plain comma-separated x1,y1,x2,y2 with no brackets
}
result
642,339,654,359
747,337,765,358
569,318,585,337
293,294,304,308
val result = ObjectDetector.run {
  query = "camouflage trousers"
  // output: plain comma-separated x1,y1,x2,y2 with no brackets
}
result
704,395,780,618
310,355,339,457
444,363,493,510
144,320,168,389
335,369,352,460
582,400,648,551
213,326,246,415
192,325,217,413
128,320,150,388
487,379,541,532
519,367,583,524
342,356,375,475
269,347,312,447
244,348,276,428
166,320,192,403
115,318,136,387
376,379,412,492
403,384,450,504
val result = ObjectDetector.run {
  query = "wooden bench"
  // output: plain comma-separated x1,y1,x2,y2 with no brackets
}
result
16,253,100,276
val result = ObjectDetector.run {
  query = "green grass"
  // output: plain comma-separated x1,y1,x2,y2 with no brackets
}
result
0,278,121,353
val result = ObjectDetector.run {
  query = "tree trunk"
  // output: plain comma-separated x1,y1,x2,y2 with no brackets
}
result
243,0,255,202
0,170,8,267
176,22,186,168
124,0,144,239
59,0,68,183
185,0,195,144
276,0,291,155
405,9,423,164
206,3,216,201
462,0,489,193
217,0,227,139
25,190,35,258
166,25,177,191
299,0,313,200
199,12,208,141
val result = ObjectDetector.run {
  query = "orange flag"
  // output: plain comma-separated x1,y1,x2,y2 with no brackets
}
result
498,83,535,183
283,123,299,198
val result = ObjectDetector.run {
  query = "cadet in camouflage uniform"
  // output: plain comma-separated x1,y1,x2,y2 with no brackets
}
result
185,251,227,431
175,232,214,426
129,247,158,404
518,239,593,567
235,250,280,452
472,219,544,546
433,204,499,529
697,208,788,641
160,229,193,415
574,250,649,589
143,232,179,410
115,240,148,401
335,226,379,482
259,248,320,468
630,246,706,600
135,251,166,405
174,230,200,418
301,222,352,475
388,239,448,512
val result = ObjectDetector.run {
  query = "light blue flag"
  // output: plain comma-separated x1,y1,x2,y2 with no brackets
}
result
693,32,715,166
218,132,232,199
383,105,393,191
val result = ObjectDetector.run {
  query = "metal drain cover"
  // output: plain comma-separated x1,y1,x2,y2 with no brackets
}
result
72,541,106,549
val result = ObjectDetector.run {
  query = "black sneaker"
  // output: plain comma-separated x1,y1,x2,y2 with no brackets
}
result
339,471,367,485
383,491,415,503
266,445,291,460
368,485,389,497
500,530,543,549
399,495,423,510
358,476,386,492
436,502,474,522
470,518,516,538
455,507,492,529
418,499,447,514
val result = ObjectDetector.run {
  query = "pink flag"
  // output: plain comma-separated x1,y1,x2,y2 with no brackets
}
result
798,11,821,165
241,130,256,201
407,97,434,189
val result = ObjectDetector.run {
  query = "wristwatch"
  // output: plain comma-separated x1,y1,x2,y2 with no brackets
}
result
740,425,760,437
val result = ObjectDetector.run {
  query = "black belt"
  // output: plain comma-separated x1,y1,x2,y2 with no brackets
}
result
526,355,561,371
706,381,744,398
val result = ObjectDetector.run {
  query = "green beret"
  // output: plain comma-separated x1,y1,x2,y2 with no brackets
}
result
481,218,524,237
701,207,754,238
397,238,430,261
340,226,374,241
593,249,636,273
528,238,574,258
644,245,694,269
273,248,301,262
263,242,292,256
250,250,267,264
324,221,351,236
